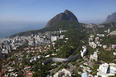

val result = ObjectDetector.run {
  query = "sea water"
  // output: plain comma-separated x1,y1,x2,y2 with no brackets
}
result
0,22,45,39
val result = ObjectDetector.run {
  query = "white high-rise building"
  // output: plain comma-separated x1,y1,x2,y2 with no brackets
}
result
80,46,87,57
51,36,58,42
90,51,98,61
97,63,116,77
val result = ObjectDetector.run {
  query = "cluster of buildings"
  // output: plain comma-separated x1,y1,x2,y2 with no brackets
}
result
84,24,97,28
90,50,98,61
83,24,105,28
0,25,116,77
97,63,116,77
79,32,116,77
50,28,116,77
0,30,67,57
0,36,27,54
89,34,103,49
88,33,116,51
80,62,116,77
1,42,56,77
0,30,67,77
49,29,116,77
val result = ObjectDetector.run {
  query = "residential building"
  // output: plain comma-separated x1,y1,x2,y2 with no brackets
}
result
80,46,87,57
51,36,58,42
110,30,116,35
112,44,116,49
90,51,98,61
82,72,88,77
89,42,97,49
54,69,72,77
97,63,116,77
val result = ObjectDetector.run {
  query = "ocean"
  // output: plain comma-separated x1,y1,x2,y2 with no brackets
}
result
0,22,45,39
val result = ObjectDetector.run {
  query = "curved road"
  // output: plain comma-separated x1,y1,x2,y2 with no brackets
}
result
43,54,79,64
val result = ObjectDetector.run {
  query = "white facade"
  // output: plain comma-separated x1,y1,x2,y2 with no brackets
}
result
97,34,105,37
89,42,97,49
113,52,116,55
110,30,116,35
103,45,107,49
90,51,98,61
2,49,9,54
98,63,109,74
90,34,94,38
108,29,110,33
59,35,64,39
97,63,116,77
95,37,99,41
112,44,116,49
51,36,58,42
89,38,93,42
54,69,72,77
45,55,50,58
80,46,87,57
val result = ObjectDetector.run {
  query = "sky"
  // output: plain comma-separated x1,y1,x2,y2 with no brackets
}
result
0,0,116,24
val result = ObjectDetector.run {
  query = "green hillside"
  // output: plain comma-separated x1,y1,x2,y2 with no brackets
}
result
10,20,84,37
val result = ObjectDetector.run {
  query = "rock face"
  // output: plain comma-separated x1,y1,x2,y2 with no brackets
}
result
46,10,78,27
105,12,116,23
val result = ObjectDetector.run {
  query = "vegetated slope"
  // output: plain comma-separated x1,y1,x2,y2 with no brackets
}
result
10,20,84,37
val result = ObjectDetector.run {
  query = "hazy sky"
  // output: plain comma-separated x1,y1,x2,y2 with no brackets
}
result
0,0,116,24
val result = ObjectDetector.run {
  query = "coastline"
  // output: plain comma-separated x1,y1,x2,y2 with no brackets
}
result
0,24,45,39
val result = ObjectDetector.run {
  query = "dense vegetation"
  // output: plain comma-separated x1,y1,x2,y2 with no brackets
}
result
100,35,116,44
96,22,116,34
98,48,116,63
53,29,86,58
32,29,86,76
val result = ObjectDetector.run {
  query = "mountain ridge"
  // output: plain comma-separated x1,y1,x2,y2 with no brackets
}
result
46,10,78,27
10,10,83,37
104,12,116,23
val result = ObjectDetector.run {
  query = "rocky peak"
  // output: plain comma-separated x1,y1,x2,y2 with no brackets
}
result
105,12,116,23
46,10,78,27
64,10,78,21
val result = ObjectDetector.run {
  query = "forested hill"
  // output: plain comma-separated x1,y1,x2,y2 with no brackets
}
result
102,21,116,30
10,9,84,37
10,20,84,37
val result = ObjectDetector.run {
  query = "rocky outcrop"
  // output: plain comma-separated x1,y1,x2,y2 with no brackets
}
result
105,12,116,23
46,10,78,27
